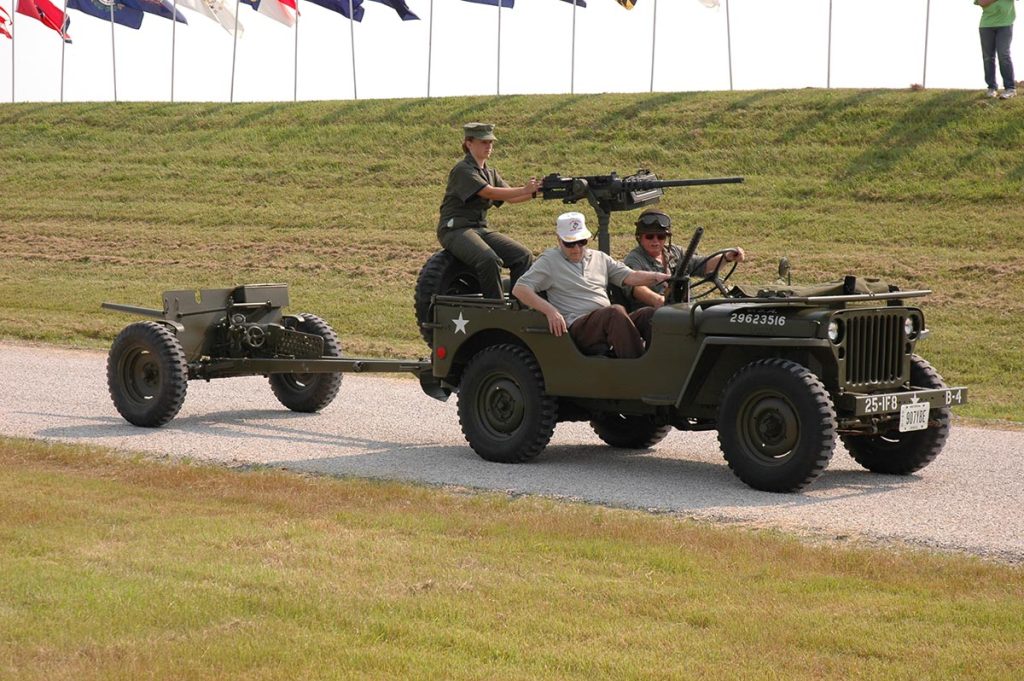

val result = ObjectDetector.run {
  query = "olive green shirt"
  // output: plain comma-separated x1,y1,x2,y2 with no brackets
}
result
437,154,510,234
977,0,1016,28
621,244,702,302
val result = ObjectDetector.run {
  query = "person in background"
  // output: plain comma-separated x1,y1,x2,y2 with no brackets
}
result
621,209,745,311
976,0,1017,99
512,212,671,359
437,122,541,300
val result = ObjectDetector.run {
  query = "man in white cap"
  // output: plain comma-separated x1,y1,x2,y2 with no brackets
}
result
512,212,671,359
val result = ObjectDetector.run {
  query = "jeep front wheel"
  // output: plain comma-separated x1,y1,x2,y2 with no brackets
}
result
458,344,557,463
591,413,671,449
717,359,837,492
841,355,950,475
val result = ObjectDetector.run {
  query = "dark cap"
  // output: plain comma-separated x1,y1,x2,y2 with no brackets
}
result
463,122,496,141
635,209,672,235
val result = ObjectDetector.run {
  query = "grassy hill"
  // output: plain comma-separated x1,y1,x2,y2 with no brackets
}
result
1,91,1021,421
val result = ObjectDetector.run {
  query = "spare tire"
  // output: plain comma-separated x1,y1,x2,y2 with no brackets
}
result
414,250,481,347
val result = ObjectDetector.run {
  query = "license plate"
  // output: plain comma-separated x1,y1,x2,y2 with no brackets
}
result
899,402,930,432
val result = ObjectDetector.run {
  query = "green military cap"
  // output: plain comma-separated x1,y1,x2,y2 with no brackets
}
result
463,122,496,141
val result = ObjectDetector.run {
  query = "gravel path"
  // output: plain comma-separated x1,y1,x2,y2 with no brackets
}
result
2,341,1022,563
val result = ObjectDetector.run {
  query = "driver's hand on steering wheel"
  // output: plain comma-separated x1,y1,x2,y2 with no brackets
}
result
724,247,746,263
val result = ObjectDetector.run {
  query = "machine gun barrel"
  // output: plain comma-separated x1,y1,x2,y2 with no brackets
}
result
622,176,744,190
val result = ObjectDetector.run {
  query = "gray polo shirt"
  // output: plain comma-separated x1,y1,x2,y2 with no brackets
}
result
516,247,633,327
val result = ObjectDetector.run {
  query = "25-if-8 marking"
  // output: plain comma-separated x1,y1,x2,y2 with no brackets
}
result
730,312,786,327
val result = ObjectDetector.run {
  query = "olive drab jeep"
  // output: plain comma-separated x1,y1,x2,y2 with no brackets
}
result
414,171,967,492
102,170,966,494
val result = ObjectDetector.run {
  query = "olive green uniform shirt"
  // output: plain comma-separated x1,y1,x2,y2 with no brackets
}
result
621,244,702,304
437,154,510,235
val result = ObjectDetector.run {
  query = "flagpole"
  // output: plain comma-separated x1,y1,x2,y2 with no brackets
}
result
725,0,732,91
171,0,178,102
922,0,931,88
348,0,356,99
496,2,501,95
427,0,433,97
230,0,240,102
570,0,576,95
110,2,118,102
60,0,68,101
9,0,13,103
293,1,299,101
649,0,657,92
826,0,832,88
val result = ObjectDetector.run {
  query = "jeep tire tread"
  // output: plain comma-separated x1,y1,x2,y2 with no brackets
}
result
717,358,837,492
414,250,480,347
841,355,950,475
458,344,558,463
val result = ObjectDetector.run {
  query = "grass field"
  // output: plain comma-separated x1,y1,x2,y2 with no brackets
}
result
1,91,1022,421
1,437,1022,680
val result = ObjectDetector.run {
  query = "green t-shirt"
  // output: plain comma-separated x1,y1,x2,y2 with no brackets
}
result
977,0,1016,28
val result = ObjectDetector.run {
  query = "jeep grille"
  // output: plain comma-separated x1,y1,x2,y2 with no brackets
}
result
842,311,906,387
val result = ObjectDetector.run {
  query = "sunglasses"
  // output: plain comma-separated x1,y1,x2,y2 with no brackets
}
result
642,234,668,241
561,239,588,249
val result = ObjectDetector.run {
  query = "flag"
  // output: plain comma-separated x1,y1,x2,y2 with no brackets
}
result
614,0,634,9
241,0,294,27
460,0,513,7
0,5,11,38
122,0,187,23
305,0,363,21
367,0,417,20
16,0,71,40
67,0,144,29
177,0,243,36
697,0,718,7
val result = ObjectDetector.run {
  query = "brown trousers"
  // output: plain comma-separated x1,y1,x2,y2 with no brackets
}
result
569,305,655,359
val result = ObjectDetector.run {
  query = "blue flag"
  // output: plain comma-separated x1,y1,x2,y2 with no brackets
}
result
460,0,513,7
306,0,364,21
561,0,586,6
66,0,144,28
367,0,417,20
122,0,187,23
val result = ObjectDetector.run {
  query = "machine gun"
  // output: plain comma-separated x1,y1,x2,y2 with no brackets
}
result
541,170,743,253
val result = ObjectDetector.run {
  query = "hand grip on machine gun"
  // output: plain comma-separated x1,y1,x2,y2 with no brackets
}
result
664,227,704,306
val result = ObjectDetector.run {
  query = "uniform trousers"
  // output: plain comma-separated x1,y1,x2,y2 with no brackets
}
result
439,227,533,301
568,305,655,359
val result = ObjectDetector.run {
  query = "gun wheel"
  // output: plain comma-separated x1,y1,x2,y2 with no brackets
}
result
841,355,951,475
717,358,837,492
107,321,188,427
269,314,343,413
458,344,557,463
591,413,671,449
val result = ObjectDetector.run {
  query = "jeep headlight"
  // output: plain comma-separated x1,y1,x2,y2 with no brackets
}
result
827,319,843,343
904,317,918,340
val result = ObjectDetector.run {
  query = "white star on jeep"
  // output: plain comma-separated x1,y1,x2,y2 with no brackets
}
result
910,394,920,404
452,312,469,334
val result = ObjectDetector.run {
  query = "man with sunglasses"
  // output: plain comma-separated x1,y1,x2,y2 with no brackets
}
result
511,212,672,359
622,209,745,311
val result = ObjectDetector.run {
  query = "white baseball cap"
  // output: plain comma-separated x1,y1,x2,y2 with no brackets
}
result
555,211,592,241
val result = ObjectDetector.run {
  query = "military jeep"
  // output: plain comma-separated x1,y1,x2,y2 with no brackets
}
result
415,171,967,492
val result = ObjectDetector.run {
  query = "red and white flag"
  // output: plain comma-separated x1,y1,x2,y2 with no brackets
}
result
1,5,13,39
252,0,295,27
15,0,70,41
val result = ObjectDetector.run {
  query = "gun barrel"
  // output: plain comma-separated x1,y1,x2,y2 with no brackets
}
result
625,176,744,190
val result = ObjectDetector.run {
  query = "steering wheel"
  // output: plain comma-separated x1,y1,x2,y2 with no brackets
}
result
688,249,739,299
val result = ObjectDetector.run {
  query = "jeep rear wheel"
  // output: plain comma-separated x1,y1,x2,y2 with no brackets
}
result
107,321,188,427
268,314,343,413
414,250,480,347
841,355,950,475
718,359,837,492
458,344,557,463
591,413,671,449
